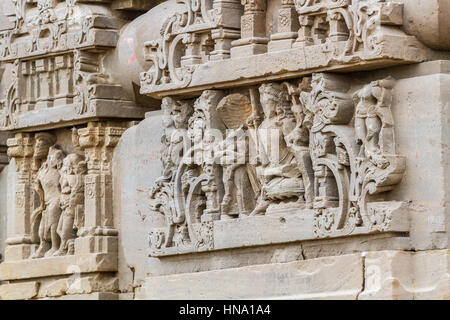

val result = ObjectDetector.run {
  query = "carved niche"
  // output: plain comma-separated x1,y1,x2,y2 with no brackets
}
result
148,73,406,256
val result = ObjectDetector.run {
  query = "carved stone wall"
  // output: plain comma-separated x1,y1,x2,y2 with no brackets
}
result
0,0,450,300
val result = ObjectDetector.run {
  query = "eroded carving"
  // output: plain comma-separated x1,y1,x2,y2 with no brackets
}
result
148,73,406,256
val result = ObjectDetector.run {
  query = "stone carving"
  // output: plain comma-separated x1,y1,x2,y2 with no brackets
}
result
148,73,405,256
140,0,242,92
298,73,405,237
31,143,65,258
217,93,256,219
1,0,449,301
139,0,427,100
25,131,88,258
0,0,140,131
294,0,404,57
0,133,9,171
56,153,86,256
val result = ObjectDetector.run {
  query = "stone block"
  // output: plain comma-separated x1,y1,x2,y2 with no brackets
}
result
0,282,39,300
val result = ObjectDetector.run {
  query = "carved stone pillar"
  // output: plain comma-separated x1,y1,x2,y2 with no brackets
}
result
76,122,127,255
268,0,299,52
210,0,242,61
4,133,34,261
230,0,268,58
21,60,36,112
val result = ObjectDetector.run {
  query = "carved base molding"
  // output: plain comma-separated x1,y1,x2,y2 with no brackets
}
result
136,249,450,300
149,201,409,257
0,252,118,300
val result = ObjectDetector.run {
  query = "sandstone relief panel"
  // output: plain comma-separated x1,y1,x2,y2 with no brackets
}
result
146,73,406,256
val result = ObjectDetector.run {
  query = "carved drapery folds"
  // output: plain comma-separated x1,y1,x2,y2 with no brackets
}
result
148,73,405,256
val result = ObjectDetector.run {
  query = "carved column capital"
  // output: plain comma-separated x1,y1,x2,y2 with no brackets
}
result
7,133,34,176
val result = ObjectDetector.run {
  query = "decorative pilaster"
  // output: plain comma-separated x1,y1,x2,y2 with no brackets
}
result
53,55,74,107
4,133,34,261
0,133,10,171
210,0,242,61
76,122,127,255
230,0,268,58
268,0,299,52
327,10,349,43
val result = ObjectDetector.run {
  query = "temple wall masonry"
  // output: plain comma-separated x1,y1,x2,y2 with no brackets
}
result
0,0,449,300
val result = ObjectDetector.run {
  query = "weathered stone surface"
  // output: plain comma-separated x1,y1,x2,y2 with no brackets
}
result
0,281,38,300
136,249,450,300
0,0,449,301
359,249,450,300
113,111,164,292
136,254,364,300
0,253,117,281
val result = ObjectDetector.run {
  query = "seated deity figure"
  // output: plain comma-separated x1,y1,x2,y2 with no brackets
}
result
31,145,66,258
250,83,305,215
55,153,87,256
30,132,56,244
284,80,315,209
